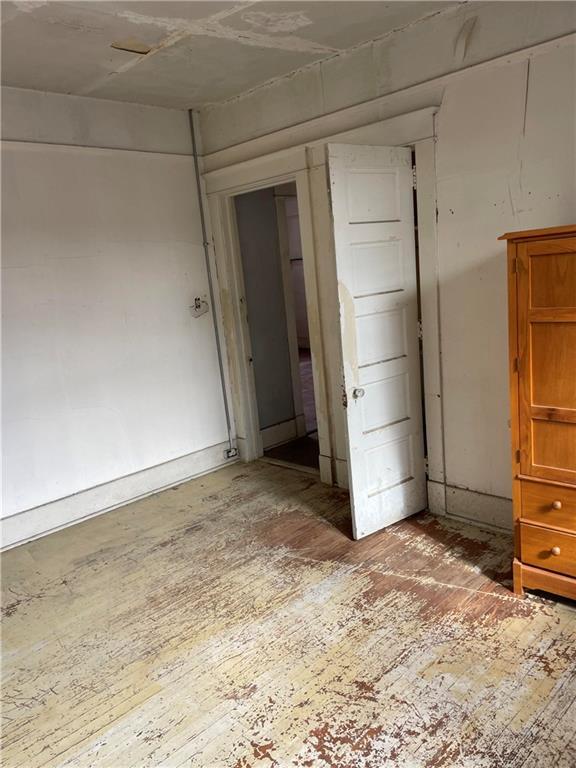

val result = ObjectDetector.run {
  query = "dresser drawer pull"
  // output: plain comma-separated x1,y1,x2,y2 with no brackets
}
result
551,546,561,556
552,500,563,510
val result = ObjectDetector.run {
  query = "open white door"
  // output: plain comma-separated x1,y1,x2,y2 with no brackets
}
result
328,144,426,539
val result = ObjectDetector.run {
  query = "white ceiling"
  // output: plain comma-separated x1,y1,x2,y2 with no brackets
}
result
1,1,458,109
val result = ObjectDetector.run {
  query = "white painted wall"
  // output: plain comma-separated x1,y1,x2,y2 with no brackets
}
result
436,43,575,504
235,188,295,431
198,16,575,529
2,89,231,547
2,86,192,154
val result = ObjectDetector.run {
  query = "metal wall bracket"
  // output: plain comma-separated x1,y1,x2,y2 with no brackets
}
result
190,297,209,318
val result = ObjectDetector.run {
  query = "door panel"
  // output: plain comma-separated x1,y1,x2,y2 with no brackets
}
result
356,308,406,366
531,323,576,408
360,371,409,433
346,170,400,222
350,240,404,296
327,144,426,539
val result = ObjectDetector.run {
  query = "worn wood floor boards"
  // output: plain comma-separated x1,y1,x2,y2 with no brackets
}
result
2,462,575,767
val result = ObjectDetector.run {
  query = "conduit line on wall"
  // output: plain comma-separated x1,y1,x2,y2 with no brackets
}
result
189,109,236,457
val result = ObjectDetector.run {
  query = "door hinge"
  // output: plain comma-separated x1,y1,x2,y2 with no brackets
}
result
513,357,519,373
515,449,521,464
424,457,429,474
511,257,517,274
412,165,417,190
417,319,423,340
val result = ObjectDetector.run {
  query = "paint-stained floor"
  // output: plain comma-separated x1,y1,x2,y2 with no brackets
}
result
2,462,575,767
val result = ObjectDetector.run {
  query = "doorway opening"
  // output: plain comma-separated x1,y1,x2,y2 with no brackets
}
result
234,182,320,473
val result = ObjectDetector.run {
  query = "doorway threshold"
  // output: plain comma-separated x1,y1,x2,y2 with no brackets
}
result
263,433,320,471
259,456,320,477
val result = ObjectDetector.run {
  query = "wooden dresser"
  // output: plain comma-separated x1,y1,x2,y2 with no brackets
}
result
500,225,576,600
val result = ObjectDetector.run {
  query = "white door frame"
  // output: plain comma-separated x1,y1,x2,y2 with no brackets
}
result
203,109,444,497
274,190,307,441
206,151,335,484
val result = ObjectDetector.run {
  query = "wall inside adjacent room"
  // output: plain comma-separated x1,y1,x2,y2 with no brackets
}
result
235,188,295,432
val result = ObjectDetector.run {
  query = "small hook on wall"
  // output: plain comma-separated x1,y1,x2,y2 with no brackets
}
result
190,297,209,318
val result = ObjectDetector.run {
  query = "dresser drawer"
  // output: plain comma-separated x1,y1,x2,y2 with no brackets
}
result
521,481,576,533
520,523,576,577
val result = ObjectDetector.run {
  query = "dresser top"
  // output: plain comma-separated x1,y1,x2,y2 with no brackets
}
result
499,224,576,241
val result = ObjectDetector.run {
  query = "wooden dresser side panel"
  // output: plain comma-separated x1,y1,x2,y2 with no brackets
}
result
503,225,576,600
507,241,521,557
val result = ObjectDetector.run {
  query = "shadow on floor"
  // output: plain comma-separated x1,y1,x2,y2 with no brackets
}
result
264,433,319,470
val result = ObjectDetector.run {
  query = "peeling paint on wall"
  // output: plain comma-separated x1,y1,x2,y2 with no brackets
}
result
113,8,338,55
242,10,313,34
10,0,46,13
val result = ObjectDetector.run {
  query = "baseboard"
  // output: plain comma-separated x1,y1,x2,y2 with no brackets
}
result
1,441,236,550
319,453,334,486
260,456,319,476
427,480,512,532
295,413,307,438
333,457,349,489
427,480,447,516
326,474,510,532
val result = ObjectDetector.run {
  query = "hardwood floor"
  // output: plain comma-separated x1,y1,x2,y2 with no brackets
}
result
2,462,575,767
